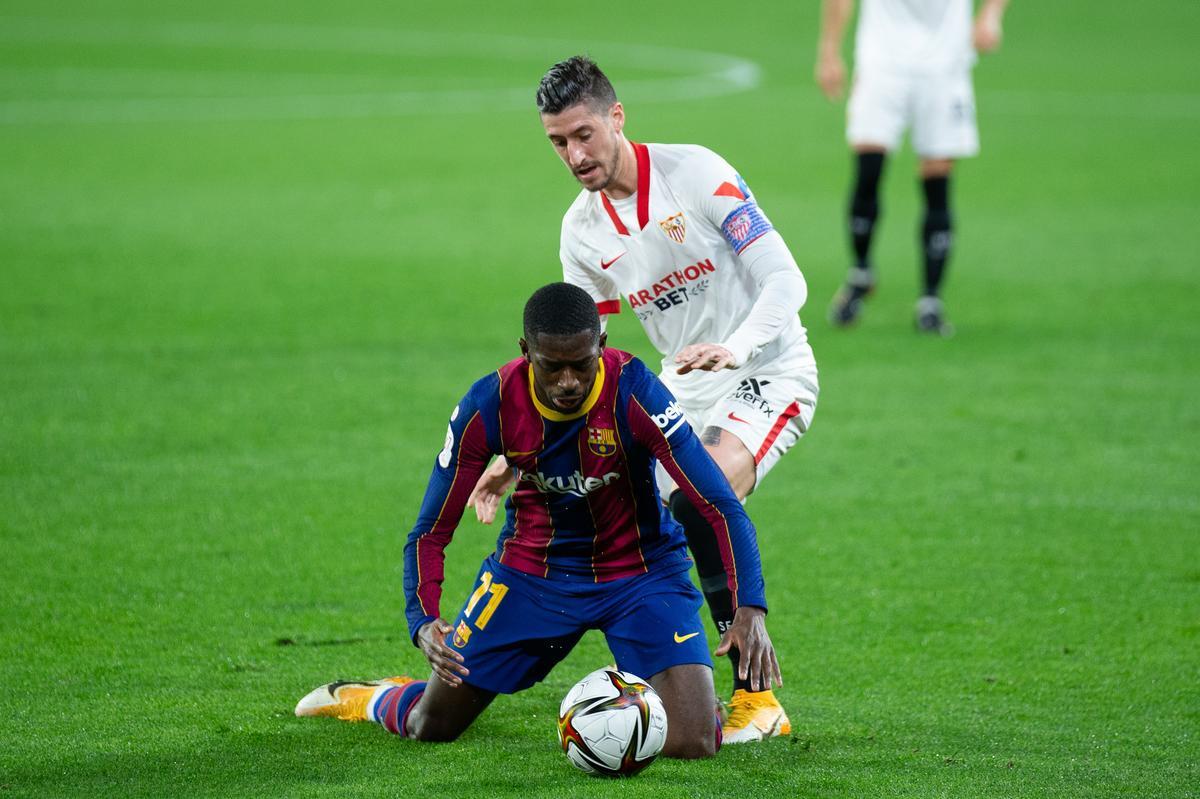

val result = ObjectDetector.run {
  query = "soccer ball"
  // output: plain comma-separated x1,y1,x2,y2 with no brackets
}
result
557,668,668,777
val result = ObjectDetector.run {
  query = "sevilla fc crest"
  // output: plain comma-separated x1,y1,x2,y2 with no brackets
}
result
727,212,751,242
658,212,686,244
587,426,617,457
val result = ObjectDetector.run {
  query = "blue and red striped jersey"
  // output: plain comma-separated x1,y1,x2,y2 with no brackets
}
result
403,348,766,643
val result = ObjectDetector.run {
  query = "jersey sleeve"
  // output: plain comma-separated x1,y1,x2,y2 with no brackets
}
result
403,376,497,644
680,147,776,256
561,213,622,319
680,147,807,365
621,359,767,610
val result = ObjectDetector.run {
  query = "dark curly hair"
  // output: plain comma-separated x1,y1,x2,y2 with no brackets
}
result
523,282,601,343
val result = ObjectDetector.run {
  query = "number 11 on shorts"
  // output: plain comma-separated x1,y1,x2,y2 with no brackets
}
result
463,570,508,630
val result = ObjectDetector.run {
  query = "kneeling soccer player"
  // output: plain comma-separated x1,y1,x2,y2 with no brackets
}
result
295,282,782,758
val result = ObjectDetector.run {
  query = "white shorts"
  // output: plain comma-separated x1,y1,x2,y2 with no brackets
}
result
847,67,979,159
657,367,818,496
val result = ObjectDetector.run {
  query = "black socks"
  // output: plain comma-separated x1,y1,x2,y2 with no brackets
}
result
921,174,953,297
850,151,886,270
669,490,750,692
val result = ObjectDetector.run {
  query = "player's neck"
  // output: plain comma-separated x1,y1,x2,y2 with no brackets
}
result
603,139,638,200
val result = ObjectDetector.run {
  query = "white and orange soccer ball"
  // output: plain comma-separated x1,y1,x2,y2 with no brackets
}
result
557,668,668,777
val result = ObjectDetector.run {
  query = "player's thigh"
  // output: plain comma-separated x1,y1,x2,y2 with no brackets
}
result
602,567,711,683
912,69,980,159
705,372,818,493
445,557,586,695
649,663,718,759
847,69,911,152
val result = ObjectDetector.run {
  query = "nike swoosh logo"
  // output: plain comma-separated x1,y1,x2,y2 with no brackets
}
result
505,449,537,459
727,412,750,424
600,252,626,270
673,631,700,643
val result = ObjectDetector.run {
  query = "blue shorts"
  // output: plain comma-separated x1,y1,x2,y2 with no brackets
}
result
445,556,711,694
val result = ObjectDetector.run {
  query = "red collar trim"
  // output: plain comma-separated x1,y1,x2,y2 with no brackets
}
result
600,192,629,236
633,141,650,230
600,141,651,237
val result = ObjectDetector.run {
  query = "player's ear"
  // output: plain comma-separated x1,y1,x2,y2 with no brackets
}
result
609,102,624,134
519,337,530,362
598,332,607,351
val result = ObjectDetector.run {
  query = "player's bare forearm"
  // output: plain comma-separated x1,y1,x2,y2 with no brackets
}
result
417,618,470,688
816,0,853,99
715,606,782,691
818,0,854,52
468,456,517,524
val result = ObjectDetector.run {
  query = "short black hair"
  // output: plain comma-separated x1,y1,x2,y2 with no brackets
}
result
523,282,601,343
535,56,618,115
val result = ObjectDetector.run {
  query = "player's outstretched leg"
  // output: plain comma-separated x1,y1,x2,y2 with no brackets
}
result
669,489,791,744
296,674,496,742
915,164,955,336
830,150,886,327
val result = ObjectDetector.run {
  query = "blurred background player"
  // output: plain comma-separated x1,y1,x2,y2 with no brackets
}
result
817,0,1010,334
295,283,781,758
470,56,817,743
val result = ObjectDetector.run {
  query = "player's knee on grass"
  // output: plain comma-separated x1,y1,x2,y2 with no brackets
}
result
650,664,718,759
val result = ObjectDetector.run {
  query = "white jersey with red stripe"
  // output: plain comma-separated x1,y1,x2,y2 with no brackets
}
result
559,142,817,413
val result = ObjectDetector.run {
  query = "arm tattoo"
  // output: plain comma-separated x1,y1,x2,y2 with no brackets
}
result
701,426,723,447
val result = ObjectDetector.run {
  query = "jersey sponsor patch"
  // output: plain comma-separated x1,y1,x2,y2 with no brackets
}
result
721,202,772,254
438,423,455,468
713,173,753,201
650,400,688,439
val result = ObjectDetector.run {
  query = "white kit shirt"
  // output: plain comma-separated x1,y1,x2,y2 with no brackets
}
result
856,0,975,74
560,142,816,411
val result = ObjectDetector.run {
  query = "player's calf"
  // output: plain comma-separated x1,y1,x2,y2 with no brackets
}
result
650,663,721,759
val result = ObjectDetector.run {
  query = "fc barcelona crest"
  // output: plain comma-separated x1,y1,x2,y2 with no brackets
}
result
453,620,472,648
658,212,686,244
587,426,617,457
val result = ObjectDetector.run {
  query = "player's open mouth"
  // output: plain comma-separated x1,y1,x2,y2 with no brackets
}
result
553,395,583,410
575,164,598,180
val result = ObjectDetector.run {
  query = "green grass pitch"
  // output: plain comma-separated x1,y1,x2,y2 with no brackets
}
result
1,1,1197,796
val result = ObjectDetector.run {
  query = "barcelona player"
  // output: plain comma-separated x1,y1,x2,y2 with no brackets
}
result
295,283,781,758
471,56,814,741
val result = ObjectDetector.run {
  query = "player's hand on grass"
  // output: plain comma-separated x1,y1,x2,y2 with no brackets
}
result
715,606,782,692
674,343,736,375
468,456,517,524
815,51,847,100
417,618,470,688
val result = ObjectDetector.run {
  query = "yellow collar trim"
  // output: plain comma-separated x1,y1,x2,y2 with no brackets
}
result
528,358,605,421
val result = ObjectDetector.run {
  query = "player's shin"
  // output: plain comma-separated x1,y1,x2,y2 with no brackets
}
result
668,490,746,691
920,175,953,297
850,151,886,270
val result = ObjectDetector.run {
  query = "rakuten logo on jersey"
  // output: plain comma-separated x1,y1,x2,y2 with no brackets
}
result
627,258,716,310
521,469,622,497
